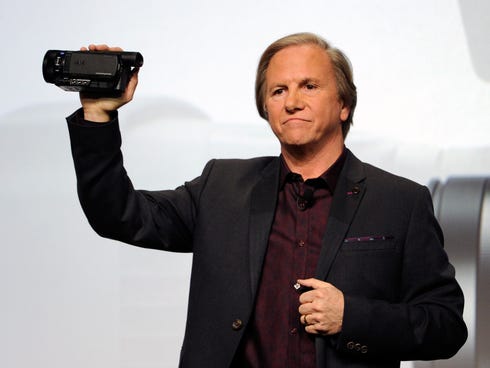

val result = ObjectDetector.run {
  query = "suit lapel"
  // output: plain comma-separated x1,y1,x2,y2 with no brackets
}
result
315,150,367,281
248,158,280,298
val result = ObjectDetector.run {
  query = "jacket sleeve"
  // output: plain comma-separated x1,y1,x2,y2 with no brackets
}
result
335,186,467,361
66,108,211,252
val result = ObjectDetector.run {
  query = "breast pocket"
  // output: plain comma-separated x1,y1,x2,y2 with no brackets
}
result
334,235,400,299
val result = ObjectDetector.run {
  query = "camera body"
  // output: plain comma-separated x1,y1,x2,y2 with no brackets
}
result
42,50,143,94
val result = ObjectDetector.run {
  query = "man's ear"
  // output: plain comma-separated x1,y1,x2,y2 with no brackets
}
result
263,104,269,119
340,103,350,122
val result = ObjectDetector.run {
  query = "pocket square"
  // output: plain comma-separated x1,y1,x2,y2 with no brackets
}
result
343,235,394,243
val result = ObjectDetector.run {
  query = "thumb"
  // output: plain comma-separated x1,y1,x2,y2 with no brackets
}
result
297,278,329,290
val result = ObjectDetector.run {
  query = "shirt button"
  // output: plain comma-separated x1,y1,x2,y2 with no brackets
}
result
289,328,298,335
297,198,307,210
298,240,305,247
232,319,243,331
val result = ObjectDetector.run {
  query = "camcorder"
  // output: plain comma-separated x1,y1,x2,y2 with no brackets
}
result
42,50,143,94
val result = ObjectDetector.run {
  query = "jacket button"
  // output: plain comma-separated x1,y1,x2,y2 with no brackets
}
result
232,319,243,331
352,186,360,195
361,345,368,354
347,341,355,350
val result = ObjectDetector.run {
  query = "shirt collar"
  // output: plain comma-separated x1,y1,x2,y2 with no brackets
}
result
279,147,347,194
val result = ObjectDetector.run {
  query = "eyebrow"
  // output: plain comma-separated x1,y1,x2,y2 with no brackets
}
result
299,78,321,86
268,77,322,89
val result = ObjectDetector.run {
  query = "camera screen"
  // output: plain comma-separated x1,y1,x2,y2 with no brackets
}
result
68,53,119,77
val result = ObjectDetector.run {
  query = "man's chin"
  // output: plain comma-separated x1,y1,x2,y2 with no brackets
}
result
279,134,311,147
281,141,311,153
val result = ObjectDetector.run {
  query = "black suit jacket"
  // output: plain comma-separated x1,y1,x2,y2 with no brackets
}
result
67,110,467,368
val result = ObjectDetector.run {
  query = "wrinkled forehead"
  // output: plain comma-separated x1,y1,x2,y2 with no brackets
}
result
265,44,334,86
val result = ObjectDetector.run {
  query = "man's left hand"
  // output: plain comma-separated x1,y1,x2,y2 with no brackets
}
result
297,278,344,335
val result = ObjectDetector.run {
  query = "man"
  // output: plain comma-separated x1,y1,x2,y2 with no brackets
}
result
66,33,467,367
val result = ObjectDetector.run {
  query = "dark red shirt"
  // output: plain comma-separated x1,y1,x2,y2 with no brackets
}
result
233,150,346,367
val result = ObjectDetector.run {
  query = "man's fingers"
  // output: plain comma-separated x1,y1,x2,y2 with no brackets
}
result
297,279,331,305
88,44,109,51
297,278,329,290
82,44,123,52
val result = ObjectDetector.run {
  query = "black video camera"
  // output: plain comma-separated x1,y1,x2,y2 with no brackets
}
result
42,50,143,94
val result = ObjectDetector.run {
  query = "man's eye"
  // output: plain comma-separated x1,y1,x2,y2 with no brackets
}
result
273,88,284,95
305,84,316,90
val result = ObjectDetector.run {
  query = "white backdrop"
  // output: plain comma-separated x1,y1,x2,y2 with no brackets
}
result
1,1,489,367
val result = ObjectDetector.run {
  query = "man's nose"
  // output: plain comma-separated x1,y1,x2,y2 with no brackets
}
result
285,89,305,113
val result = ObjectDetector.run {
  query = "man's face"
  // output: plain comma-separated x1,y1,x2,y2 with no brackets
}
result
264,44,350,152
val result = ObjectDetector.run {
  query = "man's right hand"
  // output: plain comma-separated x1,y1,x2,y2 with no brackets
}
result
79,44,139,123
